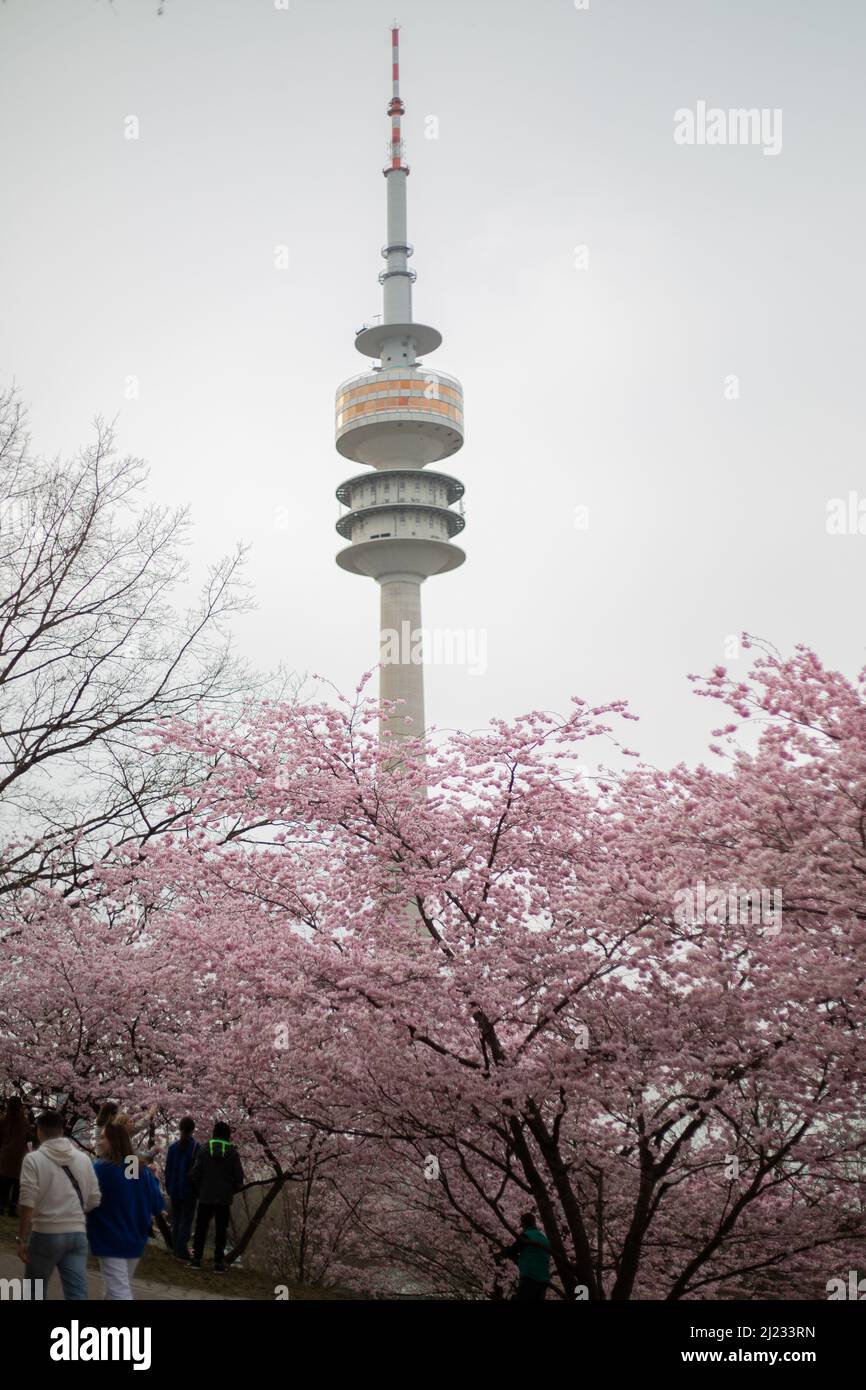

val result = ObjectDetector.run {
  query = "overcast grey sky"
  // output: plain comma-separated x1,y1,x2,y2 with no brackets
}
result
2,0,864,770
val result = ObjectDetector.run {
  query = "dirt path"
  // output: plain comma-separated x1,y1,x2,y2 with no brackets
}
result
0,1244,247,1301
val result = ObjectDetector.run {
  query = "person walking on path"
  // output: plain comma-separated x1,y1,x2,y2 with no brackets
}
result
189,1122,244,1273
494,1211,552,1301
0,1096,31,1216
164,1116,199,1261
16,1110,102,1300
94,1100,169,1252
86,1121,164,1300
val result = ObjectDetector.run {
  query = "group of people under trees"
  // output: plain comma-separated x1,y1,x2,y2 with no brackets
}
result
3,1095,552,1300
0,1095,245,1300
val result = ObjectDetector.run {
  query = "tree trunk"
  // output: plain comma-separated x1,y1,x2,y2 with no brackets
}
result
523,1103,601,1299
507,1116,583,1298
609,1169,654,1300
226,1174,287,1266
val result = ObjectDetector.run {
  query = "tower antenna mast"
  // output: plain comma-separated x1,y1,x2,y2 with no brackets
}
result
389,23,407,172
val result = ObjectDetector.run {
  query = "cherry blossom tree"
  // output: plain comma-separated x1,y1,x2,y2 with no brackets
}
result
2,641,864,1298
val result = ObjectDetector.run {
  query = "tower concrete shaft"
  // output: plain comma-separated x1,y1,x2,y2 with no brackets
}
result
335,26,466,742
380,578,424,737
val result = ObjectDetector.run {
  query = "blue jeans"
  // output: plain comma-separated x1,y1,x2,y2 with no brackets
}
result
171,1195,197,1257
25,1230,89,1300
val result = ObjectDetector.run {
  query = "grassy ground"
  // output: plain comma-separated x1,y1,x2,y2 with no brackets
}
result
0,1213,355,1300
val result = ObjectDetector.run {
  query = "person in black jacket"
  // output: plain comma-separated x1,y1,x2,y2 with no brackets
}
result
188,1122,244,1273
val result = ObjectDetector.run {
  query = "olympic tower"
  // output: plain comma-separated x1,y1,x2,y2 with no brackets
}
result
334,26,466,740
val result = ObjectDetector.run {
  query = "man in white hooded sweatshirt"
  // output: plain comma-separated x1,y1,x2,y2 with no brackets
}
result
16,1110,101,1300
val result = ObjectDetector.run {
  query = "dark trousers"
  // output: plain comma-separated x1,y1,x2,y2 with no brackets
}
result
193,1202,230,1264
0,1174,20,1214
515,1276,548,1301
171,1195,197,1257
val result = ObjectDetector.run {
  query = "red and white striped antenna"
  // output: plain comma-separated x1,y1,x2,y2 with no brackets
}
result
388,22,408,172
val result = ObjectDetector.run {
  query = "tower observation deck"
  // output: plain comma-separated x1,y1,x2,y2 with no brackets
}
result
335,26,466,740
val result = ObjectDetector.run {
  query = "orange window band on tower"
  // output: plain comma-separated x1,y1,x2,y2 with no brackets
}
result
336,398,463,427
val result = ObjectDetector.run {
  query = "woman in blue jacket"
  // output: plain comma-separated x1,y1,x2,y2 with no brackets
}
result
87,1122,164,1300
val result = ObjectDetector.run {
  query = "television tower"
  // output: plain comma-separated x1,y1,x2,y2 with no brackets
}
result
335,26,466,741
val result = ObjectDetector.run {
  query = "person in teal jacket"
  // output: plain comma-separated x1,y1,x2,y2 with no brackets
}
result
495,1211,552,1300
